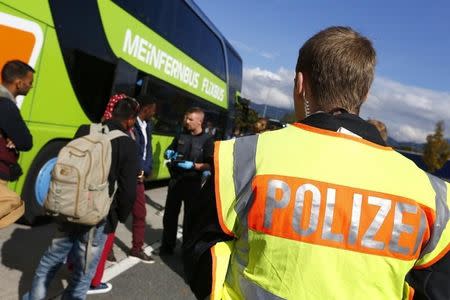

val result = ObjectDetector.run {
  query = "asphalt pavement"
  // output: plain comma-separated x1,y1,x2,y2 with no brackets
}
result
0,182,196,300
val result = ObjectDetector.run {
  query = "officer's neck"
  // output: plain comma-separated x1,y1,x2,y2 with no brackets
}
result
189,127,203,136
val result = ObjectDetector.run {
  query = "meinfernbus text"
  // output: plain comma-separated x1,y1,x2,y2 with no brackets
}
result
0,0,242,224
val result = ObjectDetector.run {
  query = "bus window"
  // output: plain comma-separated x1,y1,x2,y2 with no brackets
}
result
111,59,138,97
136,73,227,137
66,50,115,122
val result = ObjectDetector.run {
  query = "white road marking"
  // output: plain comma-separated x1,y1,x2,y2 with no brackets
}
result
102,227,183,282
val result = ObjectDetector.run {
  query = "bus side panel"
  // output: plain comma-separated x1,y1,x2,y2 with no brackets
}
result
14,26,90,195
151,134,174,180
14,124,76,194
0,0,54,26
27,27,89,126
0,14,90,196
0,4,46,120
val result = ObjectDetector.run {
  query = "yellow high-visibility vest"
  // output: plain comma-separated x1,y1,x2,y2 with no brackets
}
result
212,123,450,300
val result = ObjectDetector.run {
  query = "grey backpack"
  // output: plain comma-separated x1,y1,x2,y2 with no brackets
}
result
44,124,126,225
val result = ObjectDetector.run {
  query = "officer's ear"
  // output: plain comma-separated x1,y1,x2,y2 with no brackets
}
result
293,72,306,120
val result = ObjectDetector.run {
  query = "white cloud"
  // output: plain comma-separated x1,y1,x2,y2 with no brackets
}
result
242,67,294,109
361,77,450,142
259,51,279,60
242,67,450,143
230,40,278,60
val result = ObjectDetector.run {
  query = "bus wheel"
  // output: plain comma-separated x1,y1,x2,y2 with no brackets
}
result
19,140,67,225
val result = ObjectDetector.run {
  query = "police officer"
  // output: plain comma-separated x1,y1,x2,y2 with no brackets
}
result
188,26,450,299
157,107,213,255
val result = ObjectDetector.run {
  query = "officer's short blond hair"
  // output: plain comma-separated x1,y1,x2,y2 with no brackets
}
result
296,26,376,114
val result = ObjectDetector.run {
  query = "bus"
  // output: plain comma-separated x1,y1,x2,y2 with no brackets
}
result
0,0,243,224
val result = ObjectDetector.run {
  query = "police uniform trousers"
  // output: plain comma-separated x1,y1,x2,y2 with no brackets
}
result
162,175,202,250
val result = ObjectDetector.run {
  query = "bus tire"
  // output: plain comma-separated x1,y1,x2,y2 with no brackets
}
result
19,140,68,225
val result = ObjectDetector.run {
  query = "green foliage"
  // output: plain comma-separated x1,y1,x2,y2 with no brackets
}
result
423,121,450,172
234,98,259,133
396,145,415,152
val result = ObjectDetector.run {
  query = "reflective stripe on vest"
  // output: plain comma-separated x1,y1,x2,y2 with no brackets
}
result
211,241,234,300
215,124,450,299
415,173,450,268
214,135,259,236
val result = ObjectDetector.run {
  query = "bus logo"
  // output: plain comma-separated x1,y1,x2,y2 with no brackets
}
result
0,12,43,108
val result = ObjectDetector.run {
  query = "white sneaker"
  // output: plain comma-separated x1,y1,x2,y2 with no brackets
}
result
86,282,112,295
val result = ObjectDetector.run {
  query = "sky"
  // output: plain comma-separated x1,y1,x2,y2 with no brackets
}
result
194,0,450,142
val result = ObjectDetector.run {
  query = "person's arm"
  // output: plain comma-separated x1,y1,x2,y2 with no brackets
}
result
0,100,32,151
183,173,232,299
408,253,450,300
194,136,214,171
408,180,450,300
166,134,178,152
115,138,139,222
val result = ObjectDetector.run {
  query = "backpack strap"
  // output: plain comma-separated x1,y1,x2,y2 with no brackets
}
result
89,123,109,135
90,124,127,140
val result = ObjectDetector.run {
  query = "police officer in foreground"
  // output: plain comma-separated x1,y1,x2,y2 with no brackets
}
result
186,26,450,299
157,107,213,255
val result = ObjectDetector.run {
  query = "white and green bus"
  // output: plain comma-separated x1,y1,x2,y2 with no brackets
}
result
0,0,242,224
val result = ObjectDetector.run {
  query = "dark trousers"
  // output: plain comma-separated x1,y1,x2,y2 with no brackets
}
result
132,182,146,252
162,177,201,250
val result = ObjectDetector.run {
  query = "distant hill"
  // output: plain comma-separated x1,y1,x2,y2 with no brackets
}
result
388,137,424,152
388,137,450,153
250,102,293,120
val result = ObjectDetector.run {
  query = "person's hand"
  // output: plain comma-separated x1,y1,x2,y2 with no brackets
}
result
164,150,177,160
177,160,194,170
202,170,211,178
137,170,144,183
6,138,15,149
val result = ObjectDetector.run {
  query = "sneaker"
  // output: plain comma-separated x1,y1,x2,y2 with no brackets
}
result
87,282,112,295
129,250,155,264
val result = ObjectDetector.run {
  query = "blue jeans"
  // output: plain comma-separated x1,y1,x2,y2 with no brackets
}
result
25,222,107,300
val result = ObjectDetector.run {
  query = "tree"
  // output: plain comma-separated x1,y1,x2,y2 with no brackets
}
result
423,121,450,172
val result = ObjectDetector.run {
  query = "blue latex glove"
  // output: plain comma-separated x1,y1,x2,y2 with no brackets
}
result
202,170,211,178
177,160,194,170
164,149,177,160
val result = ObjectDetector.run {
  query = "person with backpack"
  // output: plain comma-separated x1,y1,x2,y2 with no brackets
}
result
25,97,139,300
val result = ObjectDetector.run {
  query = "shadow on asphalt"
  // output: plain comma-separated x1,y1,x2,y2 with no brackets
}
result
121,182,187,282
1,222,71,298
158,247,187,280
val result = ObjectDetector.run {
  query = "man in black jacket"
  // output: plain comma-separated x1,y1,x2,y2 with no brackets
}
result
157,107,214,255
26,98,139,300
0,60,34,228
